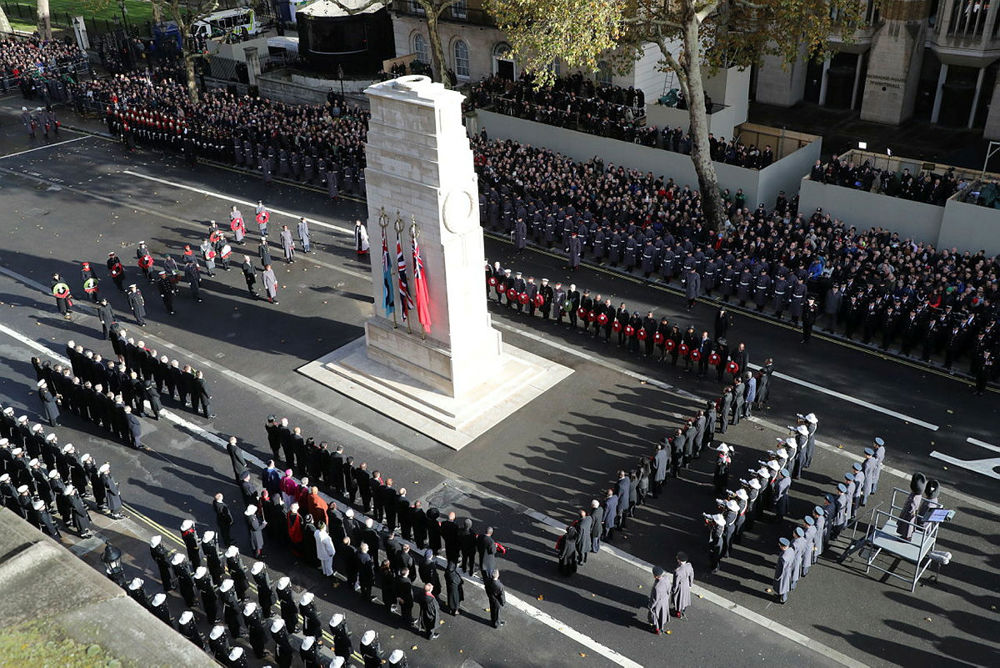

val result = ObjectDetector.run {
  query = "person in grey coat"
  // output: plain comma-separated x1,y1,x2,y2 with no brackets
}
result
615,471,630,530
279,226,295,263
37,380,60,427
97,298,116,339
652,444,668,497
567,231,582,270
896,474,924,540
670,552,693,617
774,537,795,603
685,268,701,310
602,490,619,541
514,218,527,251
648,566,670,633
245,505,265,558
99,463,125,519
262,265,278,305
574,509,592,565
589,499,603,553
297,218,311,254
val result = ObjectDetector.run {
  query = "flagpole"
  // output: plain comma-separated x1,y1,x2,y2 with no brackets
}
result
395,214,412,335
411,215,426,340
380,208,397,329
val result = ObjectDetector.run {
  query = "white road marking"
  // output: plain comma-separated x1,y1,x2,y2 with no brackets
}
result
0,135,93,160
748,365,939,432
0,269,923,666
0,321,646,668
929,438,1000,480
122,169,355,236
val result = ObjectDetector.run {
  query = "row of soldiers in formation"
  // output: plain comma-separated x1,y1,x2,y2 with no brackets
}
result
0,406,125,537
705,413,824,576
144,524,408,667
485,261,765,380
772,438,890,603
555,368,780,584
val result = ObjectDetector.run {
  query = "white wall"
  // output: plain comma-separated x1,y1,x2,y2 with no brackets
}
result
940,198,1000,255
475,109,818,209
797,178,945,244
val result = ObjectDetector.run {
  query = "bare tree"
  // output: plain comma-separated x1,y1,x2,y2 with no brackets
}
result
330,0,460,88
151,0,219,104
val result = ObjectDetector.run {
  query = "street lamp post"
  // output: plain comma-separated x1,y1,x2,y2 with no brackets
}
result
337,64,345,98
118,0,129,32
101,542,126,587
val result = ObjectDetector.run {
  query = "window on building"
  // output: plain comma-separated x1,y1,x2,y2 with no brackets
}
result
409,0,425,15
548,58,561,77
413,33,429,63
596,60,612,86
454,39,470,79
451,0,468,19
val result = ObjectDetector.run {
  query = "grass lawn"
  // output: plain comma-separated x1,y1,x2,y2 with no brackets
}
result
5,0,156,26
0,621,120,667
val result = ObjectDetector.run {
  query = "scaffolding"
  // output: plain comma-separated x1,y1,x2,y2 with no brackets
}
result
855,487,952,592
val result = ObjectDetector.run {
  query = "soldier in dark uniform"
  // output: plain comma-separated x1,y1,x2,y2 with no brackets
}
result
126,284,146,327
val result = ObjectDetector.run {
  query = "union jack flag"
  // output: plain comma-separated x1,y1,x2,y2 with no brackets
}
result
396,237,413,320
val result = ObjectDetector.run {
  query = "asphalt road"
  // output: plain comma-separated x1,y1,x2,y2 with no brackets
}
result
0,97,997,668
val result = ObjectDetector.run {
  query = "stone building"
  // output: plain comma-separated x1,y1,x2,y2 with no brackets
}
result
755,0,1000,136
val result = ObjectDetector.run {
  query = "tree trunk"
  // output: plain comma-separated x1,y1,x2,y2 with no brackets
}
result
425,11,450,88
682,16,725,232
185,55,200,105
36,0,52,41
0,6,13,34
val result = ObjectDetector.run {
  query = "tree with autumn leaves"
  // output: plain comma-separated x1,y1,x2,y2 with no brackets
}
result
483,0,864,230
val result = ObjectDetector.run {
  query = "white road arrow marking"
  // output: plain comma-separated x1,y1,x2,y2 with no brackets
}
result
930,438,1000,479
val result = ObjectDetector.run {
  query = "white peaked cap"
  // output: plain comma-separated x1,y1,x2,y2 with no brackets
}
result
228,647,244,661
171,553,185,566
726,499,739,512
219,578,234,593
150,535,161,547
128,578,143,591
331,658,346,668
245,505,257,516
48,469,60,479
33,499,45,511
179,611,194,625
242,602,257,616
270,618,285,633
712,513,725,527
299,592,314,605
361,630,376,645
735,489,748,500
389,649,405,663
277,576,290,589
225,545,238,558
152,593,166,606
301,636,315,650
180,520,193,532
796,425,809,435
749,479,761,490
194,567,208,579
329,613,344,628
251,561,264,575
202,531,215,543
45,433,57,442
98,463,110,474
806,413,817,423
209,625,225,640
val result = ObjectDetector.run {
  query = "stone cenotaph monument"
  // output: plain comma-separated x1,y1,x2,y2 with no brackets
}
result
301,76,570,449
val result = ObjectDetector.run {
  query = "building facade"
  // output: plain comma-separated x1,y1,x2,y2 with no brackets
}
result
755,0,1000,136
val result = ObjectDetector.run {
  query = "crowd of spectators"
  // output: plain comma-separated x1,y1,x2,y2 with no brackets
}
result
467,73,645,141
0,35,88,99
472,135,999,379
809,156,965,205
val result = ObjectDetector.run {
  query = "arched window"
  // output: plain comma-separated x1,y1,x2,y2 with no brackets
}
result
454,39,470,78
412,33,429,64
596,60,612,86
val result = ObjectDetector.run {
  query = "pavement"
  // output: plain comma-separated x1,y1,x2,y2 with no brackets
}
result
0,94,998,668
